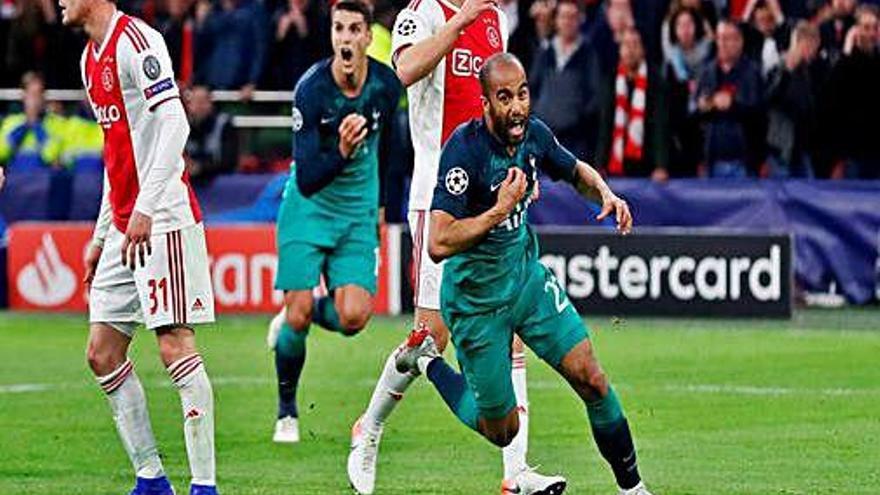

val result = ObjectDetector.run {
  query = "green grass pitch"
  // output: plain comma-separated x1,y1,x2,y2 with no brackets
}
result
1,310,879,494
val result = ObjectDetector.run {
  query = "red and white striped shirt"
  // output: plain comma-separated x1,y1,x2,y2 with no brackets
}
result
391,0,508,211
81,10,201,237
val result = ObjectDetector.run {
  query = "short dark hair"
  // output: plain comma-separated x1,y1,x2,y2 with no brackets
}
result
332,0,373,25
478,53,525,97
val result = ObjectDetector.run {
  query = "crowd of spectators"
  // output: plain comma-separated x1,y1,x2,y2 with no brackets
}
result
2,0,880,179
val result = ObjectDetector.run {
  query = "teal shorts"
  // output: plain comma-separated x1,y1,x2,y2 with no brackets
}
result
275,194,378,294
446,261,588,419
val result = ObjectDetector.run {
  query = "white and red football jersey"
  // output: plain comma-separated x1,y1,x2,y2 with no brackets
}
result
81,11,201,235
392,0,508,211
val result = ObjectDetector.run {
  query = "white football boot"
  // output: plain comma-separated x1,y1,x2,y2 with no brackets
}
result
501,466,567,494
619,482,653,495
347,415,383,494
273,416,300,444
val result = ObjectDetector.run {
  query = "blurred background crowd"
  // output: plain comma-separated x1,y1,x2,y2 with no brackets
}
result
1,0,879,199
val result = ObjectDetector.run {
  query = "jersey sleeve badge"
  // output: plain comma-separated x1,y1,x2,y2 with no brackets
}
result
445,167,469,195
142,55,161,80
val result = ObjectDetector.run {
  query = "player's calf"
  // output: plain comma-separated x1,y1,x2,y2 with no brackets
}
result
478,410,520,448
158,327,217,491
559,340,643,492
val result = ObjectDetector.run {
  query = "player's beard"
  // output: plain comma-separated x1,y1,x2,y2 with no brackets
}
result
489,106,529,147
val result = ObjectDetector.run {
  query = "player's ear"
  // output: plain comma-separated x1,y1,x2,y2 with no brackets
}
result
480,95,489,112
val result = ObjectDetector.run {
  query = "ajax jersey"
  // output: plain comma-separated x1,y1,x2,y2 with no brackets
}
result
391,0,508,211
81,11,201,235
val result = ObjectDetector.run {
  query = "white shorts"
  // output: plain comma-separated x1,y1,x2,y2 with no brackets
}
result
407,210,444,311
89,222,215,336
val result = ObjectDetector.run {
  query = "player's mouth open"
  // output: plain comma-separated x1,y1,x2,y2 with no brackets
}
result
508,119,525,138
340,48,354,62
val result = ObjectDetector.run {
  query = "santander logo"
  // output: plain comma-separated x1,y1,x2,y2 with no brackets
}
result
16,233,78,307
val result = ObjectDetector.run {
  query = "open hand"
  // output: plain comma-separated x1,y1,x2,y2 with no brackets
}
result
83,242,102,290
596,191,633,234
121,211,153,270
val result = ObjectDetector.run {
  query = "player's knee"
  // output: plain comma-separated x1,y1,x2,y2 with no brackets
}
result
582,367,609,396
157,333,190,365
566,360,609,398
286,307,312,332
86,342,121,376
338,308,370,335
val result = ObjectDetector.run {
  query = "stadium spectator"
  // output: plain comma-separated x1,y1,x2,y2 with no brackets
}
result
0,72,64,171
663,7,712,176
184,85,238,183
46,100,104,173
2,0,56,86
661,1,715,59
264,0,329,90
819,0,856,64
695,21,763,177
591,0,636,75
630,0,675,65
366,0,397,66
764,21,828,177
195,0,268,100
824,4,880,179
742,0,791,77
518,0,556,68
596,27,669,178
156,0,198,85
530,0,601,160
499,0,545,72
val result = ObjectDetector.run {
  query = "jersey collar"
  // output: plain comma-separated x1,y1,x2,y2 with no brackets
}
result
92,9,123,61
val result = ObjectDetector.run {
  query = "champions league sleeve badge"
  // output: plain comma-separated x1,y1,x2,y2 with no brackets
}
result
143,55,161,81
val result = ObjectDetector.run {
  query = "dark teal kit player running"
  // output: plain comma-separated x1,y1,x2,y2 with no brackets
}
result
270,0,402,443
396,53,653,495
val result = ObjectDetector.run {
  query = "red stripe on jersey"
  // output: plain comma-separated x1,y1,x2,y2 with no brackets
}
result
86,16,141,233
123,25,145,52
181,169,203,223
127,19,151,49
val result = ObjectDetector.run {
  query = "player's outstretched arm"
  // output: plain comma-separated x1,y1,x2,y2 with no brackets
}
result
572,161,633,234
394,0,496,86
429,167,527,262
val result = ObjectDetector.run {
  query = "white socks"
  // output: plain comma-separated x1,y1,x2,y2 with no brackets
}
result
167,353,216,487
97,359,165,479
363,349,418,432
503,352,529,480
